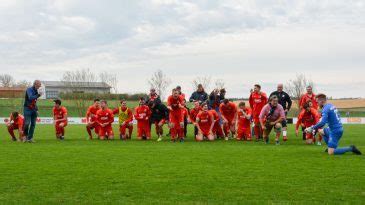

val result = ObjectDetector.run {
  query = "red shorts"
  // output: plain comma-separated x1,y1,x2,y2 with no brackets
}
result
55,121,68,135
199,125,211,136
119,122,133,135
137,121,151,139
252,112,260,124
88,121,100,134
169,109,184,125
237,127,251,140
99,125,114,138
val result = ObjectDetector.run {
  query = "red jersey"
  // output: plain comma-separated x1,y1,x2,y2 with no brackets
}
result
237,108,252,128
219,102,237,120
249,92,268,113
299,93,318,109
182,108,189,119
86,105,100,122
196,111,213,127
296,108,320,129
53,106,68,120
167,95,184,110
11,114,24,128
134,105,151,121
208,110,220,122
96,109,114,125
189,107,202,123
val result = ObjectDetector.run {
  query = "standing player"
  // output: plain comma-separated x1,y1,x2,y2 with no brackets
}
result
113,100,134,140
176,85,186,100
146,88,161,105
259,96,285,145
305,94,362,155
296,102,321,145
149,100,169,142
189,101,202,138
5,112,25,142
86,99,101,140
134,98,152,140
96,100,115,140
236,102,252,141
249,84,268,141
196,103,215,141
270,84,292,141
219,99,238,140
299,86,318,110
167,89,185,142
53,99,68,140
209,108,224,139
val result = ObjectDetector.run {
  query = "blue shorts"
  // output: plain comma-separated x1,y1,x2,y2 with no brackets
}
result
324,128,343,149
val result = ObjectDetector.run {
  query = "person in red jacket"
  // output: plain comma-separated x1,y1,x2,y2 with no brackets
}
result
209,109,224,139
113,100,134,140
249,84,268,141
196,103,215,141
167,89,185,142
299,86,318,110
296,102,322,145
53,99,68,140
96,100,114,140
86,99,101,140
189,101,202,137
219,99,238,140
134,98,152,140
236,102,252,141
5,112,25,142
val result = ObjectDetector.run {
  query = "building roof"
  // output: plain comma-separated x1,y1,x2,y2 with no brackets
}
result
42,81,111,89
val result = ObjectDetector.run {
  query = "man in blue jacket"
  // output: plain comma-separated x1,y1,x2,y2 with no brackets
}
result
23,80,43,143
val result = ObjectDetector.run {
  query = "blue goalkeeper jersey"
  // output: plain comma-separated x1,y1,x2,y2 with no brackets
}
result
313,103,343,131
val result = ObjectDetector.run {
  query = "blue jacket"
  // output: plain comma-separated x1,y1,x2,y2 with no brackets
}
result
24,86,40,111
313,103,343,131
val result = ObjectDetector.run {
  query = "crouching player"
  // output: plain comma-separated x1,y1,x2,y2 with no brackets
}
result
209,108,224,139
134,98,152,140
259,96,285,145
236,102,252,141
96,100,114,140
196,103,215,141
113,100,134,140
305,94,362,155
219,99,238,140
86,99,101,140
53,99,68,140
6,112,25,142
296,102,322,145
167,89,185,142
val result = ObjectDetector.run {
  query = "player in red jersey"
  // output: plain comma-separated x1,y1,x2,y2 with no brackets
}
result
53,99,68,140
86,99,101,140
134,98,152,140
167,89,185,142
209,109,224,139
5,112,25,142
196,103,215,141
219,99,238,140
296,102,322,145
113,100,134,140
236,102,252,141
189,101,202,137
96,100,114,140
249,84,268,141
299,85,318,110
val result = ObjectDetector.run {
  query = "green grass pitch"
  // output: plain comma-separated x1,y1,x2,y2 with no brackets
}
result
0,124,364,204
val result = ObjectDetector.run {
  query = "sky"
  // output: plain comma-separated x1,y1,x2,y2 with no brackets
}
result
0,0,364,98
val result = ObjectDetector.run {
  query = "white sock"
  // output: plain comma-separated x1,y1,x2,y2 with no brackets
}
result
283,131,287,137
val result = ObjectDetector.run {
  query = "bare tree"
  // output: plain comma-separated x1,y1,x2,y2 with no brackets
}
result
192,76,211,91
14,80,31,88
99,72,118,94
285,74,315,110
214,79,225,90
0,74,15,87
148,70,171,100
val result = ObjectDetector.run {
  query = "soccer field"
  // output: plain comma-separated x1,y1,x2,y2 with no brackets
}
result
0,125,364,204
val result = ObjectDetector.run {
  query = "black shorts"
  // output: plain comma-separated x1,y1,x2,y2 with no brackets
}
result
281,119,287,128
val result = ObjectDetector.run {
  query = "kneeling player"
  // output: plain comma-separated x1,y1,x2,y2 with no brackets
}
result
96,100,115,140
196,103,215,141
208,108,224,139
259,96,285,145
53,99,68,140
219,99,238,140
134,98,152,140
86,99,101,140
236,102,252,141
113,100,134,140
149,100,169,141
295,102,321,145
5,112,25,142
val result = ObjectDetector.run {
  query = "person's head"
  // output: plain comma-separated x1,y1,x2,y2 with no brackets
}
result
220,88,226,95
197,84,204,92
172,89,179,98
303,102,311,112
193,100,200,109
254,84,261,93
212,89,219,95
238,102,246,109
269,96,279,107
223,98,229,105
277,84,284,92
139,97,146,106
316,93,327,108
176,86,181,92
120,99,127,108
306,86,313,94
54,99,61,108
33,80,42,89
150,88,156,95
94,99,101,108
201,102,208,111
100,100,108,109
11,112,19,119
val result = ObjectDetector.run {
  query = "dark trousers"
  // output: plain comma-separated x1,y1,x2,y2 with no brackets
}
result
23,108,37,140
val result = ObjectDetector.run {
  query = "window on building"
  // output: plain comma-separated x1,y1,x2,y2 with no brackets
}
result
46,91,59,99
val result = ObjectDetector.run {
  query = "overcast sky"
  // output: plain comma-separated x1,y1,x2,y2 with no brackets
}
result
0,0,364,98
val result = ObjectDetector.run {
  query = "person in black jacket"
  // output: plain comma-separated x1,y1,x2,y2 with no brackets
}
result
189,84,208,103
148,100,169,142
269,83,292,141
